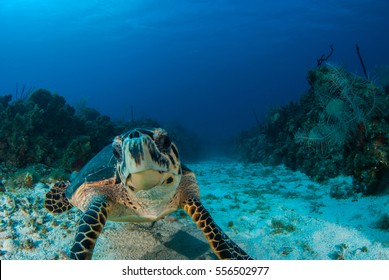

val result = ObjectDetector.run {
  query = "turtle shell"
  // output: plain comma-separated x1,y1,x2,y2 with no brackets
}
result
65,144,117,199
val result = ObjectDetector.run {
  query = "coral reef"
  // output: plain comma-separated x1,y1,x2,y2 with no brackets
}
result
237,65,389,195
0,89,116,170
0,88,202,174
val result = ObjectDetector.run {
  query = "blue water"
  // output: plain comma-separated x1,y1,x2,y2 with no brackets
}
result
1,0,388,141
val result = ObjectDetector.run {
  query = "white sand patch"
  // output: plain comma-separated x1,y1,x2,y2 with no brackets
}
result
1,159,389,259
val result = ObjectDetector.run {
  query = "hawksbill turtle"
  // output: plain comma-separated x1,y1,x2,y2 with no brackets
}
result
44,128,252,260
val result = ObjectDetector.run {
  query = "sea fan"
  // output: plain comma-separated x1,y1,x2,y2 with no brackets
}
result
295,65,383,152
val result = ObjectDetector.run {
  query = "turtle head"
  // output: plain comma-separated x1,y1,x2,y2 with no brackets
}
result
112,128,182,192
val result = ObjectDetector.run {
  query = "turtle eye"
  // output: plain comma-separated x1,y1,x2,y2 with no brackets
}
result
113,148,121,161
113,148,120,159
112,141,122,161
158,135,171,150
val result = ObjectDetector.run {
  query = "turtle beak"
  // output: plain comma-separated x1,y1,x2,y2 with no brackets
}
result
117,133,171,185
127,170,167,191
115,128,181,192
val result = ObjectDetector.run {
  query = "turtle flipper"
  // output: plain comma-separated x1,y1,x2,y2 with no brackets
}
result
70,198,110,260
183,198,253,260
44,182,73,213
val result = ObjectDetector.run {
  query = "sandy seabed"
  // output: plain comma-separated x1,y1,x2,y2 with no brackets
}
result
1,159,389,260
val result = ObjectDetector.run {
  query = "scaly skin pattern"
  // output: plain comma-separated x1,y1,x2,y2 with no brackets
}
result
179,170,252,260
69,197,110,260
44,182,73,213
183,199,252,260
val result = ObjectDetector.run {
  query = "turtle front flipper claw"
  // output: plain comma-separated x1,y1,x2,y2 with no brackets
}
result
183,198,253,260
70,197,110,260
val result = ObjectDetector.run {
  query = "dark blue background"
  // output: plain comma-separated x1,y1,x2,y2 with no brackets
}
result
1,0,388,142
